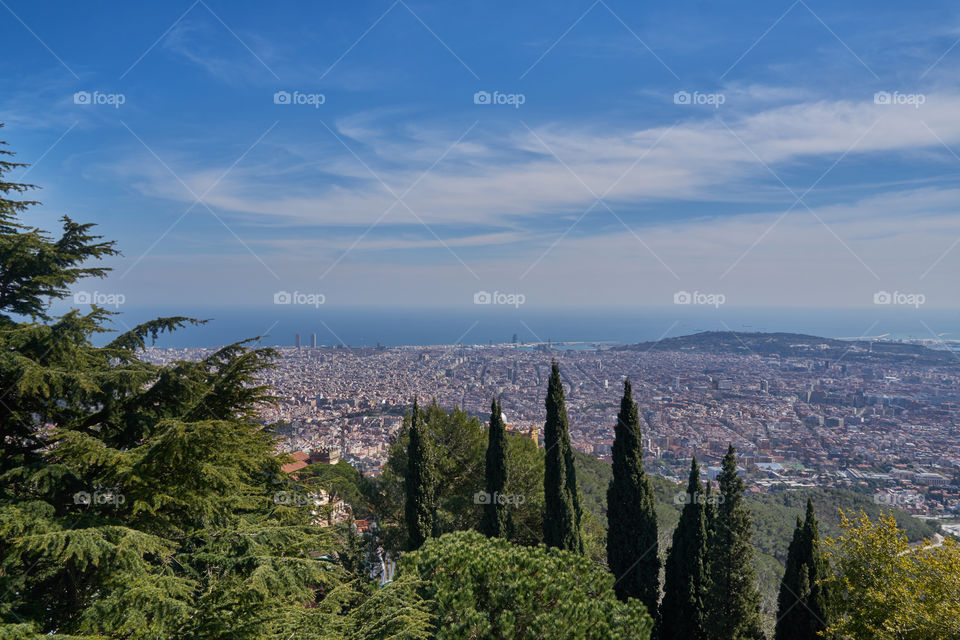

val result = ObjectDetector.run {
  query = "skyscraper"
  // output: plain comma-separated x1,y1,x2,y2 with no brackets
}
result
295,333,301,349
311,333,317,348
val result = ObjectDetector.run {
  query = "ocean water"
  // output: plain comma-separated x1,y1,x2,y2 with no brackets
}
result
68,305,960,349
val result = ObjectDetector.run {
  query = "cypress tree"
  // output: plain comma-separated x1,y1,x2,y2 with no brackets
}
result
704,479,718,547
542,361,583,553
658,457,708,640
405,398,437,550
606,378,659,615
775,498,828,640
706,445,766,640
480,397,512,539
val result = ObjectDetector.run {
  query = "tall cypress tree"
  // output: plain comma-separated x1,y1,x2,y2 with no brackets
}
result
542,361,583,553
607,378,659,615
658,457,709,640
405,398,436,550
480,397,511,539
704,479,718,548
775,498,828,640
706,445,766,640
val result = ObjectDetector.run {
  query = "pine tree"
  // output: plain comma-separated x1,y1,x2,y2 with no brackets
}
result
480,397,512,539
706,445,766,640
775,499,828,640
658,458,709,640
607,379,659,614
542,361,583,553
405,398,437,550
0,127,355,638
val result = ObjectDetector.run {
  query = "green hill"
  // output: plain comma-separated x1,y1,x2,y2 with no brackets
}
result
616,330,958,366
572,449,939,624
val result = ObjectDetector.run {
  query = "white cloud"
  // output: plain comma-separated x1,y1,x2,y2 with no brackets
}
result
112,92,960,233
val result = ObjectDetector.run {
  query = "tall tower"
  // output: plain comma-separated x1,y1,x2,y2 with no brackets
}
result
527,425,538,447
295,333,301,349
311,333,317,348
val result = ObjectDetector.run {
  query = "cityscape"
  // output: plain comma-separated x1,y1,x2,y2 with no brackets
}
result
7,0,960,636
144,330,960,525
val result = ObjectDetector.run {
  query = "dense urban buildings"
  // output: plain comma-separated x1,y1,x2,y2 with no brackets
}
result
143,333,960,523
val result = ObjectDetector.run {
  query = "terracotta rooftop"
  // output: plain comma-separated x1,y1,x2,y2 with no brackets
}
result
281,460,308,474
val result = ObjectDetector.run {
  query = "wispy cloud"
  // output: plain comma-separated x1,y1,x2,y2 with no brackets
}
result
108,92,960,236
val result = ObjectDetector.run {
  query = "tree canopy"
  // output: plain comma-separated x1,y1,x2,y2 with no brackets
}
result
386,531,652,640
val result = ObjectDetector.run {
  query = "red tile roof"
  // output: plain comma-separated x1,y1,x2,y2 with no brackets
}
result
281,460,308,474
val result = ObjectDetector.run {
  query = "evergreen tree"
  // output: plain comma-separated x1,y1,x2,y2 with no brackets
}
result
480,396,512,539
706,445,766,640
775,499,828,640
542,361,583,553
389,531,653,640
0,130,357,638
606,379,659,614
704,479,718,549
0,125,119,483
658,458,709,640
405,398,437,550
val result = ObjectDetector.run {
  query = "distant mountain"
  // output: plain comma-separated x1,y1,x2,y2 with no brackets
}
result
617,330,958,366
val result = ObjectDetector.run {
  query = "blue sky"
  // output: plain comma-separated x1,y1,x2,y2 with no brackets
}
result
4,0,960,320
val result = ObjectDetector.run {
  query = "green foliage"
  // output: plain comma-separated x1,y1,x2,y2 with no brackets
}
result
405,398,437,550
706,446,766,640
821,511,960,640
0,127,118,323
658,458,709,640
389,531,653,640
542,361,583,553
606,379,659,613
774,499,828,640
298,459,372,519
480,397,512,539
748,487,938,551
555,447,938,633
0,132,365,639
371,402,484,550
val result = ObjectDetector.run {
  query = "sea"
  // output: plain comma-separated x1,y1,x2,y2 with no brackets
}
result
61,305,960,350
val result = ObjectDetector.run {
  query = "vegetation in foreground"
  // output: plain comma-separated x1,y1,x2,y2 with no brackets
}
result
2,128,958,639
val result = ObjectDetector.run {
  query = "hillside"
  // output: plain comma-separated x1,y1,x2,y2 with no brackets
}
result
617,331,958,366
572,450,940,625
